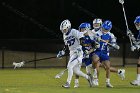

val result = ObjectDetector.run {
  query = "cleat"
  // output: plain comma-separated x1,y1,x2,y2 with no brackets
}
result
74,83,79,88
130,80,140,86
62,82,70,88
87,74,93,87
93,79,99,86
106,82,113,88
118,69,125,80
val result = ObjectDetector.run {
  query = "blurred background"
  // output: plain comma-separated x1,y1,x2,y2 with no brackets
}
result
0,0,140,68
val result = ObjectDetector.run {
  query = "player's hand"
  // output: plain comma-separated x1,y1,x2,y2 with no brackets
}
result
57,50,65,58
126,29,132,35
95,42,100,48
96,36,101,42
119,0,124,4
84,50,90,55
131,46,136,51
83,53,89,58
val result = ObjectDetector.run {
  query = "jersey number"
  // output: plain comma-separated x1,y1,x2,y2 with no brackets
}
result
67,38,75,46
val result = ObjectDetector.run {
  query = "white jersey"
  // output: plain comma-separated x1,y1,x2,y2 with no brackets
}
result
87,29,97,40
63,29,84,51
96,30,116,43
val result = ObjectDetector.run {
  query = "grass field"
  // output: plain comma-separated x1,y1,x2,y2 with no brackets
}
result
0,67,140,93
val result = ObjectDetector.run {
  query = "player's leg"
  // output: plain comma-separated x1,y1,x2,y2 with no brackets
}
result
102,64,125,80
62,54,79,88
102,60,113,88
84,57,93,75
86,64,92,75
74,75,80,88
130,57,140,86
92,54,100,86
101,53,113,88
74,58,87,88
73,58,93,87
73,64,93,87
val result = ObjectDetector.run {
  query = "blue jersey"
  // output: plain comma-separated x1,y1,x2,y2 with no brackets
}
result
96,33,111,53
94,31,117,62
81,35,95,66
81,35,94,51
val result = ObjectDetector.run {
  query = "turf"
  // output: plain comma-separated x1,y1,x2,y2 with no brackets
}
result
0,67,140,93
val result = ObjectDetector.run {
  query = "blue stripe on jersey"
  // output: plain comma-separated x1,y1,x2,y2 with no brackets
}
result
65,29,71,35
70,55,78,63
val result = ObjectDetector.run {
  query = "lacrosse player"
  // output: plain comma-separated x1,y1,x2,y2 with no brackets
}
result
74,22,99,88
91,20,121,88
130,16,140,86
91,18,125,86
57,19,93,88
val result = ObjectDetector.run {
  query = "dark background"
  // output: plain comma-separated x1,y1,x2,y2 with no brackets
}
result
0,0,139,68
0,0,140,40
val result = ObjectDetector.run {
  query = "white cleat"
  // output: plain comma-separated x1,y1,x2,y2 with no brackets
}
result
130,80,140,86
106,82,113,88
92,79,99,86
118,69,125,80
74,83,79,88
62,82,70,88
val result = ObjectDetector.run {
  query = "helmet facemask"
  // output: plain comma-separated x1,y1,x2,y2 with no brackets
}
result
93,18,102,31
135,23,140,30
60,19,71,34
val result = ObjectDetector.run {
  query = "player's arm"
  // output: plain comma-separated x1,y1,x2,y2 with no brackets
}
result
109,33,120,50
57,45,68,58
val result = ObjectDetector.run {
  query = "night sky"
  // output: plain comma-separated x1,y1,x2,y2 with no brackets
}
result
0,0,140,40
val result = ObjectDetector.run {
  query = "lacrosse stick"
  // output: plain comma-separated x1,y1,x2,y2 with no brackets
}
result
119,0,137,51
55,69,67,78
89,30,120,50
12,56,60,69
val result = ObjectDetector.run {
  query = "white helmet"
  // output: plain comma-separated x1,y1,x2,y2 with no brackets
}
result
60,19,71,33
93,18,102,29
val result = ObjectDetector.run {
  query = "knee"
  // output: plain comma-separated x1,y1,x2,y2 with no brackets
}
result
105,66,109,70
92,55,99,63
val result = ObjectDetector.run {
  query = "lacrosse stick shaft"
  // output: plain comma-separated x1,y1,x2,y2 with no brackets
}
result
89,30,117,48
119,0,136,47
121,4,129,30
27,56,57,63
55,69,67,78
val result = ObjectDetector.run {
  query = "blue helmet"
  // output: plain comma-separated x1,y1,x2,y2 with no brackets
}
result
134,16,140,24
79,23,91,29
102,20,112,30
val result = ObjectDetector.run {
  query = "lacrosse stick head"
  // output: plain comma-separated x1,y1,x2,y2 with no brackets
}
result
119,0,124,4
55,74,61,79
12,61,25,69
54,70,65,79
114,44,120,50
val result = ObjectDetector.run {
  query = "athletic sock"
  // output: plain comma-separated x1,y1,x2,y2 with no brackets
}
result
137,74,140,81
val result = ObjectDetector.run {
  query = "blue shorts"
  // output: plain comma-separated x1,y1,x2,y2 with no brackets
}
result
82,51,94,66
82,58,92,66
94,51,110,62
